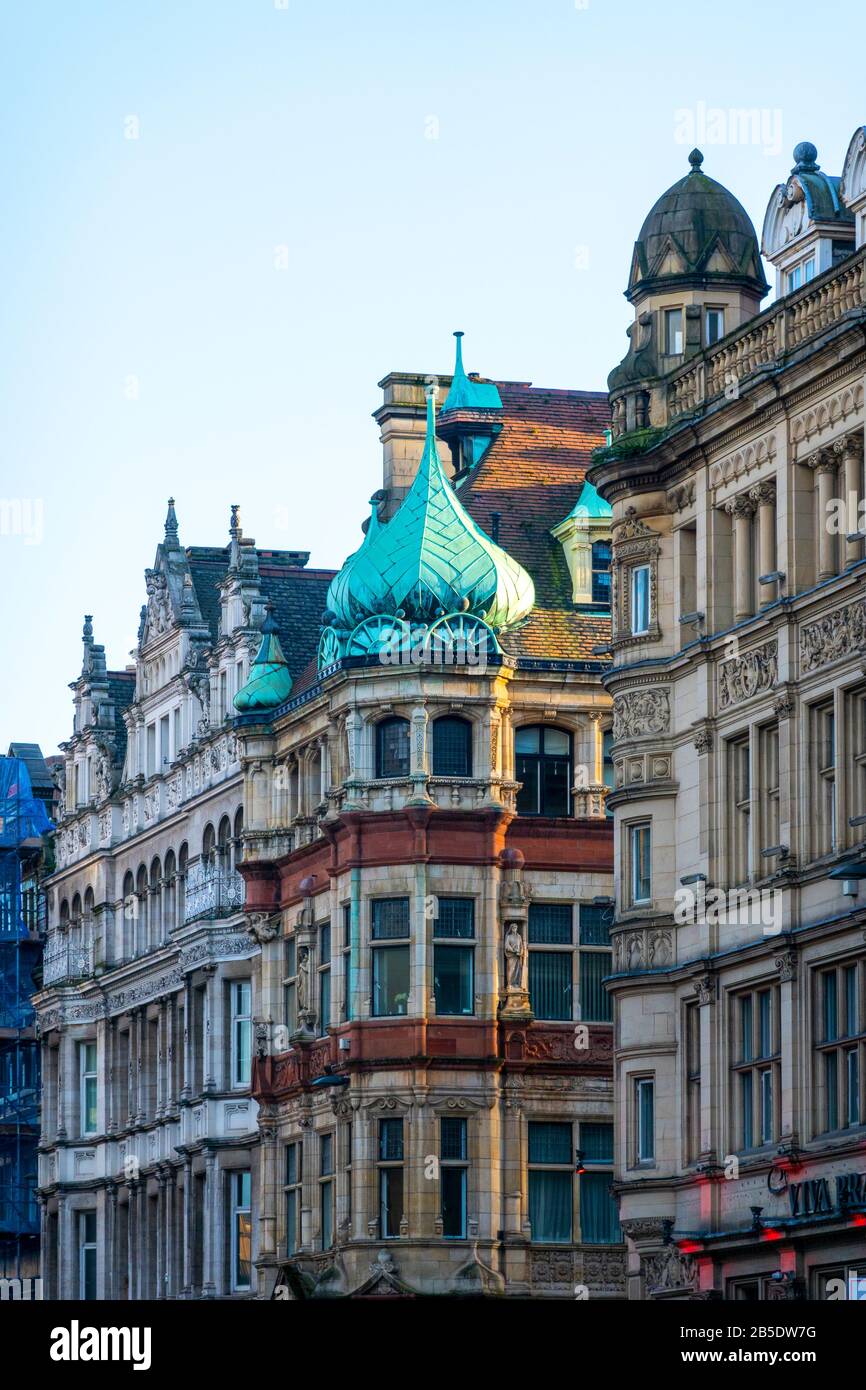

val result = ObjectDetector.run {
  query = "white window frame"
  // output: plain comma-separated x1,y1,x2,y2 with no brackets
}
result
705,306,725,346
664,307,683,355
635,1077,655,1164
79,1210,97,1299
79,1040,97,1136
230,979,252,1090
230,1169,252,1291
628,823,652,905
630,565,651,635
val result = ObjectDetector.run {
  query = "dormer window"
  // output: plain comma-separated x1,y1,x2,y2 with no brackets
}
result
664,308,683,355
705,307,725,346
786,256,816,293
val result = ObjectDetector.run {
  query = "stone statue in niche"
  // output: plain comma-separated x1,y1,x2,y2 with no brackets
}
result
499,920,533,1021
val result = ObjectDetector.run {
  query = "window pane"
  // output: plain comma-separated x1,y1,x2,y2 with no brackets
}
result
320,924,331,965
528,903,572,945
320,1183,333,1250
319,968,331,1034
845,966,858,1036
285,937,296,977
286,1191,299,1254
441,1167,467,1239
579,905,610,945
741,1071,754,1148
372,898,410,940
638,1081,654,1160
581,1123,613,1164
441,1117,467,1160
581,1170,621,1244
434,945,474,1015
543,728,570,756
740,995,754,1062
372,946,410,1016
434,897,475,939
380,1167,404,1238
825,1051,838,1131
824,972,838,1042
285,1143,300,1186
376,718,410,778
432,718,472,777
379,1118,404,1161
580,951,612,1022
320,1133,333,1176
541,756,570,816
515,755,539,815
759,991,771,1058
515,727,540,755
529,951,572,1020
591,541,612,605
847,1049,860,1127
529,1171,572,1243
528,1121,572,1165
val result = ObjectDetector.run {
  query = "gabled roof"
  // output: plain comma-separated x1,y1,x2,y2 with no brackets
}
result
456,381,612,660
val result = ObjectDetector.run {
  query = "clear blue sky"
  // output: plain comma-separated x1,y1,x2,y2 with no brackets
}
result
1,0,862,753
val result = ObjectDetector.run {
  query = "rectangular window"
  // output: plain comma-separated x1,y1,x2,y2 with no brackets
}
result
146,723,156,777
284,1142,302,1255
371,899,411,1017
728,734,751,883
219,670,228,721
434,897,475,938
630,565,651,635
79,1210,97,1299
159,714,170,767
440,1117,468,1239
231,980,252,1088
591,540,612,604
579,1122,621,1244
172,705,182,758
318,923,331,1036
79,1041,97,1135
526,905,574,1019
815,959,864,1135
372,898,410,939
629,823,652,904
733,986,780,1150
705,306,725,346
685,1000,701,1163
636,1077,655,1163
230,1171,252,1290
812,702,836,857
378,1118,404,1238
284,936,297,1036
528,1122,573,1244
579,951,611,1022
759,724,780,856
433,945,474,1015
320,1134,334,1250
664,307,684,355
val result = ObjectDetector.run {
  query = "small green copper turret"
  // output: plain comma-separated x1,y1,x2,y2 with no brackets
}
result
441,331,503,413
234,606,293,712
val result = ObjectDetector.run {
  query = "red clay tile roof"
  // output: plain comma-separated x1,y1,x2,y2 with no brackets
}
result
456,382,612,661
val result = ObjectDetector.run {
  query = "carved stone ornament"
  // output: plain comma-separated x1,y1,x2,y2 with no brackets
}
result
613,687,671,740
718,640,777,710
775,951,797,983
643,1244,698,1294
693,727,713,755
246,912,281,945
694,973,716,1006
800,598,866,675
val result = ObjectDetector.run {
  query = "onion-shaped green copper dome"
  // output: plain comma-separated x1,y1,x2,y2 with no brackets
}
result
234,607,293,712
326,389,534,633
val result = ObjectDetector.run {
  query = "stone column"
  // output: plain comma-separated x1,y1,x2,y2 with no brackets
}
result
126,1182,137,1300
258,1116,279,1271
155,1000,167,1120
56,1030,71,1139
776,951,798,1143
203,965,219,1092
106,1018,117,1134
202,1149,218,1297
181,977,193,1101
836,432,864,568
809,448,838,580
155,1169,166,1298
724,494,756,621
408,704,431,804
57,1193,72,1298
181,1157,193,1297
749,481,777,604
105,1180,118,1299
135,1008,146,1126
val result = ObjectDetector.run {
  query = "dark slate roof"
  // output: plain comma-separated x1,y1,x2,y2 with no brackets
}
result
629,151,768,299
456,382,612,662
258,560,336,684
185,546,335,685
106,672,136,765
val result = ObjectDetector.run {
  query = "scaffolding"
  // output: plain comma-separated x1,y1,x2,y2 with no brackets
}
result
0,752,52,1281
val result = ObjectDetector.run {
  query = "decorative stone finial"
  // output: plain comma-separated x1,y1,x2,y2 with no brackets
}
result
688,148,703,170
230,504,240,535
164,497,179,547
792,141,819,172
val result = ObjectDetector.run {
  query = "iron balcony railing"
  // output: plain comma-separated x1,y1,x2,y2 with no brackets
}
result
41,934,94,987
183,863,246,924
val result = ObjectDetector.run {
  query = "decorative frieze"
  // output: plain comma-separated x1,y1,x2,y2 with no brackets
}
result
718,639,777,710
799,597,866,675
612,687,671,741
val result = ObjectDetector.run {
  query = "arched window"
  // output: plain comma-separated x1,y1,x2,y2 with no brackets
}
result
59,899,70,930
178,843,188,925
202,824,216,867
233,808,244,871
122,871,135,956
375,717,410,779
217,816,232,869
164,849,177,932
515,725,572,817
136,865,149,949
71,893,82,927
591,540,612,605
432,716,473,778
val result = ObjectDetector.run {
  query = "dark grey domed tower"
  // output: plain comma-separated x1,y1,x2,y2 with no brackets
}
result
609,150,768,437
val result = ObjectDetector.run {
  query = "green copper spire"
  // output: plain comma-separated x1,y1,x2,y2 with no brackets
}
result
234,606,293,712
324,495,387,629
325,388,534,636
559,479,612,524
441,331,503,412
